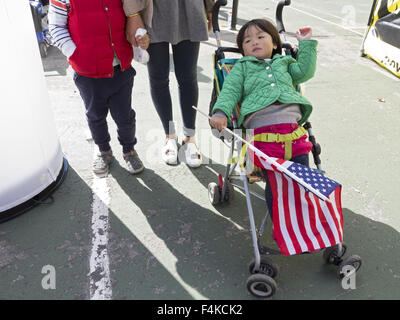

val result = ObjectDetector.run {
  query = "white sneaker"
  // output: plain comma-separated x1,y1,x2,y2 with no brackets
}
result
161,138,178,165
181,141,202,168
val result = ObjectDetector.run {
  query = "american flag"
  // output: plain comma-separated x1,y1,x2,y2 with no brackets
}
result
259,157,343,256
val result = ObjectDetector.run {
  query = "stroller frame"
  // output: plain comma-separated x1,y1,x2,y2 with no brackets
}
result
208,0,362,298
29,0,52,58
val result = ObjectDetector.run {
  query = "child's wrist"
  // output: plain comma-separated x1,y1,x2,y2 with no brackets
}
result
213,110,228,118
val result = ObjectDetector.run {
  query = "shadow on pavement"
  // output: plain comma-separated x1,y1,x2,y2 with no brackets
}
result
110,162,255,299
1,163,399,300
186,163,400,299
41,46,69,76
0,166,195,299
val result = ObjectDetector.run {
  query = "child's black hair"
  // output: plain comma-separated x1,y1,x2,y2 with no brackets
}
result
236,19,282,57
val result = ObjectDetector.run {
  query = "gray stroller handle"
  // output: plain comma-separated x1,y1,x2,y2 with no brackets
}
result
212,0,227,33
276,0,291,34
212,0,227,47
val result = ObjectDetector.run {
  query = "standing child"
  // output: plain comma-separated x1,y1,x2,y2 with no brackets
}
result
48,0,149,175
210,19,318,216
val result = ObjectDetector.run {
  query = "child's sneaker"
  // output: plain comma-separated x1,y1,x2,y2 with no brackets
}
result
123,150,144,174
93,150,114,174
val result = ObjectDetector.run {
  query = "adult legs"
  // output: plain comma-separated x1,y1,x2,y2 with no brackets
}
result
147,40,200,139
172,40,200,139
171,40,202,167
147,42,175,136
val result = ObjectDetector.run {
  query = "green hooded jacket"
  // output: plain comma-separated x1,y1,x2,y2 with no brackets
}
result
212,39,318,127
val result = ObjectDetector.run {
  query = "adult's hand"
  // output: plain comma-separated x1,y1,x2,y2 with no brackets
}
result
207,12,212,31
126,14,145,46
136,33,149,50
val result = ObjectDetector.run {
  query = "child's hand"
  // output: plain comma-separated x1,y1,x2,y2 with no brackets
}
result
210,115,228,131
296,27,312,41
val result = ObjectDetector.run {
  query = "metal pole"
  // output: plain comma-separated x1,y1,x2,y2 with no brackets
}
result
231,0,239,30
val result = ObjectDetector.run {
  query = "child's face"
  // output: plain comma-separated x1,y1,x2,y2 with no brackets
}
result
242,25,277,60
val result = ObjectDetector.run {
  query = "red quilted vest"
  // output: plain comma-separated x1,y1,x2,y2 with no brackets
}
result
68,0,133,78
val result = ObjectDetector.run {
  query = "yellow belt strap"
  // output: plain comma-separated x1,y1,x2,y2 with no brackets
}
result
238,126,307,170
228,157,238,164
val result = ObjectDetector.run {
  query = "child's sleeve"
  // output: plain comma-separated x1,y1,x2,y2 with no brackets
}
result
212,62,245,120
288,39,318,86
48,0,76,58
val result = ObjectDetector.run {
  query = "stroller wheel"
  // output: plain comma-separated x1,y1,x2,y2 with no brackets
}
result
246,274,277,298
337,255,362,279
248,258,279,278
323,243,347,265
39,41,48,58
223,180,235,203
208,182,221,205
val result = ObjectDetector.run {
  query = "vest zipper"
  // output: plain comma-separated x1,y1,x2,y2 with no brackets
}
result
102,0,123,76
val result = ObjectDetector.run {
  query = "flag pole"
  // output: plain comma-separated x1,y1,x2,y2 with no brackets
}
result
193,106,330,202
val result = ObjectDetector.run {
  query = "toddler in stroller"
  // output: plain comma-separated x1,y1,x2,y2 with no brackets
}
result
205,0,362,298
210,18,316,217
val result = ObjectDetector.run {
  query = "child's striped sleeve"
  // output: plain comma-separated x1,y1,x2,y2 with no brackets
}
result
48,0,76,58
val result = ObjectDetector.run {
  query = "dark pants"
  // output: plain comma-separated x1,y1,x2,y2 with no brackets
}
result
147,40,199,137
262,153,310,217
73,66,136,154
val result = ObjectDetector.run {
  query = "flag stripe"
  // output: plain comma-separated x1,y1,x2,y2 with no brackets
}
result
269,171,292,255
313,195,336,247
333,188,344,239
276,173,296,255
321,197,341,244
305,191,326,249
301,186,321,251
259,156,343,256
282,174,303,254
287,176,309,252
293,180,316,252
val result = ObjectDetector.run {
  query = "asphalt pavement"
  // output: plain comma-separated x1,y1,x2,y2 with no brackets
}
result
1,0,399,301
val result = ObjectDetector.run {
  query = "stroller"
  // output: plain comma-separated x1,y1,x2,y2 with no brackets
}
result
207,0,362,298
29,0,51,57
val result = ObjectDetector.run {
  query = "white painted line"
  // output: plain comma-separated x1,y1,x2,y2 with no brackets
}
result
357,58,400,81
89,173,112,300
270,0,364,36
43,71,59,77
300,3,367,29
110,182,209,300
371,65,400,81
